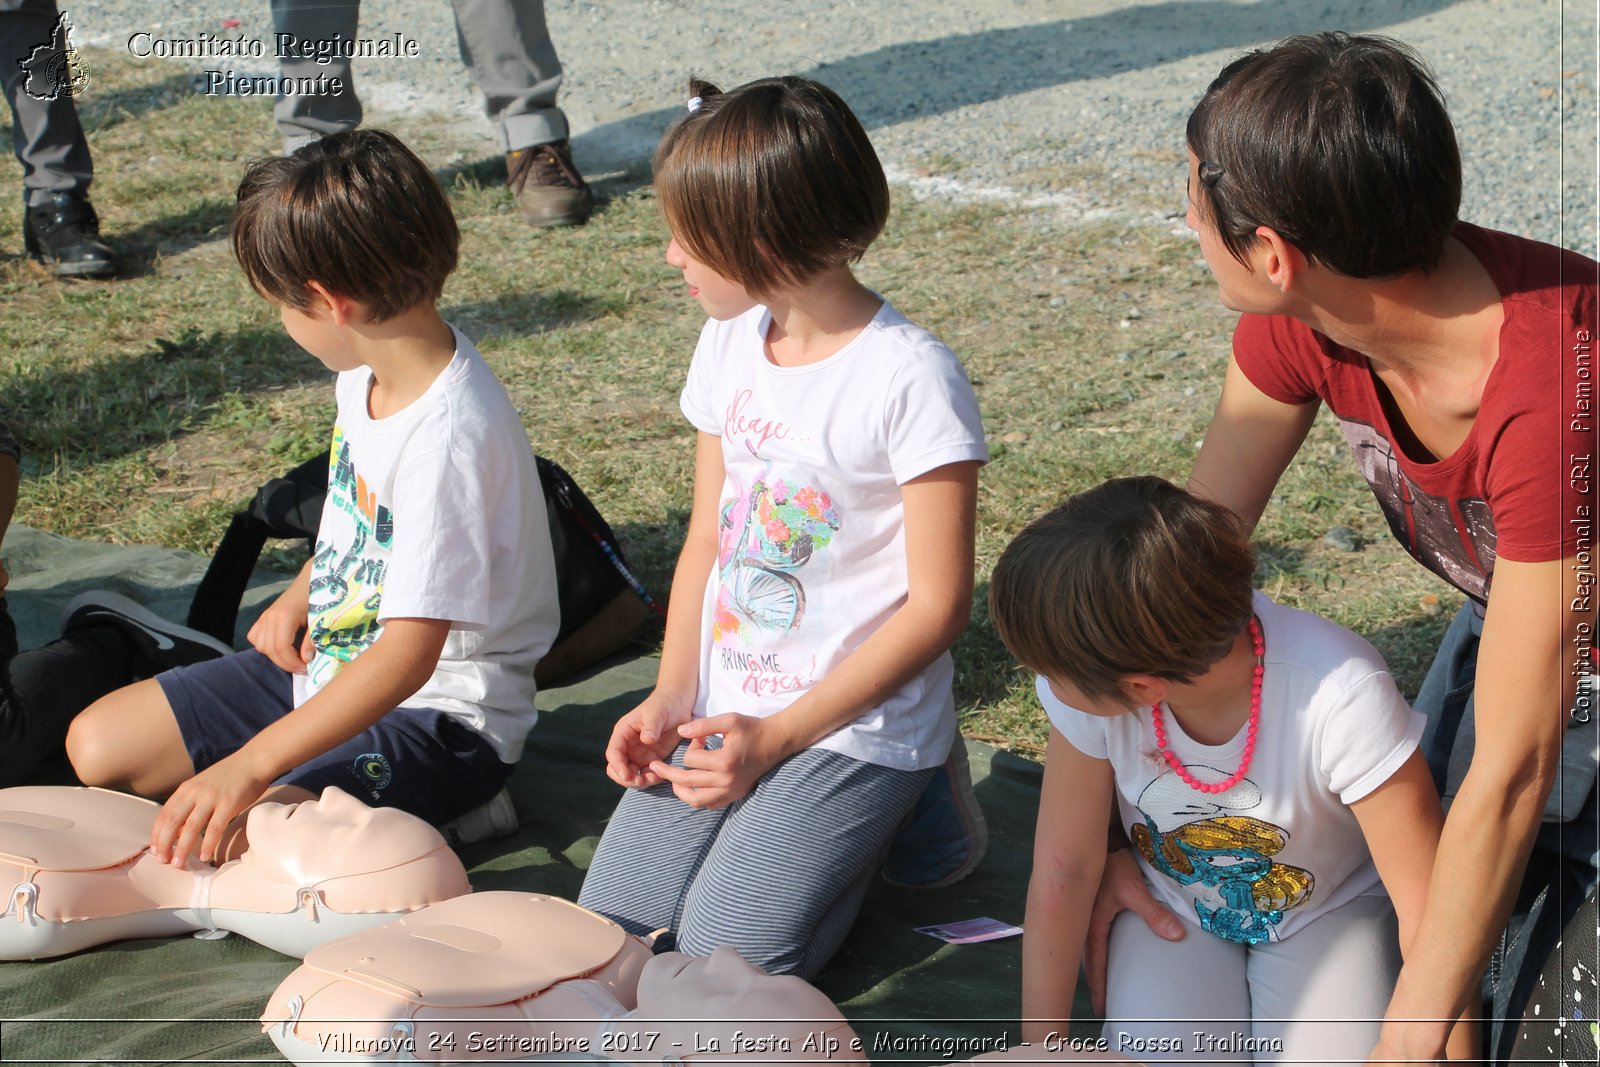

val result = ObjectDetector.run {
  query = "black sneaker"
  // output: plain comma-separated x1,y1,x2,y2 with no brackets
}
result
61,590,232,676
24,193,117,277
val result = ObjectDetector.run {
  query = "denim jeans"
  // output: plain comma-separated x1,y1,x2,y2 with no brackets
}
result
1416,601,1599,1063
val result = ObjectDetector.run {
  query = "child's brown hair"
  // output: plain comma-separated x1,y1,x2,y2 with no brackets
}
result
231,129,459,322
653,76,889,296
989,477,1255,706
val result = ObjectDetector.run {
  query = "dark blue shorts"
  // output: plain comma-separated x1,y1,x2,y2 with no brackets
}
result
157,649,513,825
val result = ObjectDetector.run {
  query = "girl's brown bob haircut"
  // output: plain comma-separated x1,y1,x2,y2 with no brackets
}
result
1186,32,1460,279
653,76,890,295
231,129,460,322
989,477,1256,707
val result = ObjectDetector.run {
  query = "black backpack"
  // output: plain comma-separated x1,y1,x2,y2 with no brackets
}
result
186,454,657,685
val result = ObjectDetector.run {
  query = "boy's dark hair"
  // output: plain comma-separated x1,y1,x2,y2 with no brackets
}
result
989,477,1255,707
231,129,459,322
653,76,890,295
1186,32,1460,279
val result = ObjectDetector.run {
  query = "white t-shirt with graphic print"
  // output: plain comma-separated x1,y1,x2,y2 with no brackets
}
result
292,325,560,763
1040,591,1425,944
679,300,988,772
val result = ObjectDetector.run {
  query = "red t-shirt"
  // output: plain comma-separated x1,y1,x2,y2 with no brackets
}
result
1233,223,1597,606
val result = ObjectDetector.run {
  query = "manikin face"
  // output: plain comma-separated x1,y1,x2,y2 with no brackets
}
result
665,236,759,321
239,787,436,880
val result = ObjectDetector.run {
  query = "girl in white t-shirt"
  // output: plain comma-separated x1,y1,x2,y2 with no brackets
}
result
576,76,987,977
988,477,1475,1062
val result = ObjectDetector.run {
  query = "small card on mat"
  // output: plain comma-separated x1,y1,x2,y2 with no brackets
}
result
914,917,1023,944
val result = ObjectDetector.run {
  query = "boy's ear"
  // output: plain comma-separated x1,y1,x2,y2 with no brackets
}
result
304,280,355,325
1252,226,1307,293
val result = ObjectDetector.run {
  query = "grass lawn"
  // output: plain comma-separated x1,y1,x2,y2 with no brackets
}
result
1,51,1461,755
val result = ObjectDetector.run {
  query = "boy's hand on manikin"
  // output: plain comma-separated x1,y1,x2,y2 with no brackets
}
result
605,692,690,789
151,750,270,867
650,713,788,809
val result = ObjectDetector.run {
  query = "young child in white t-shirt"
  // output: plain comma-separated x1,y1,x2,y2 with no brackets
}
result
66,130,559,867
988,477,1475,1062
577,76,988,977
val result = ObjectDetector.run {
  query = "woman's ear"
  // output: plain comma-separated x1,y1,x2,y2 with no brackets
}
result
1252,226,1308,293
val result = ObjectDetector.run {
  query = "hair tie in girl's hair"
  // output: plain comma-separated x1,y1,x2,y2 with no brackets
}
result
686,96,702,114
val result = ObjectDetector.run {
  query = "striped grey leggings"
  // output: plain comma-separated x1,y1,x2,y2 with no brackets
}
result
577,740,933,979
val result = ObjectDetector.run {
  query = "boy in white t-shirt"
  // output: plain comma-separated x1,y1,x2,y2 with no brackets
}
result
66,129,558,867
988,477,1474,1061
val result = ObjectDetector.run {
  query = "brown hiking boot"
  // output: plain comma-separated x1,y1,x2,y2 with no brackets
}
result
506,140,593,227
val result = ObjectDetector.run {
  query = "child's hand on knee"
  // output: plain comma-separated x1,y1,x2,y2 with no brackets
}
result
605,691,691,789
650,713,790,809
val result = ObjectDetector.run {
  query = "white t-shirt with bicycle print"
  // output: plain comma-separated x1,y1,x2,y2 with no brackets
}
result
680,300,988,772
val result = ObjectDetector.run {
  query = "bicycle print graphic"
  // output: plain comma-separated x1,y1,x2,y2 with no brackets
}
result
714,470,841,641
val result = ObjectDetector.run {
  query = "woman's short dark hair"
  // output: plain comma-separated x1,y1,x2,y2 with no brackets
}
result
1186,32,1460,279
231,128,459,322
989,477,1256,707
653,76,890,295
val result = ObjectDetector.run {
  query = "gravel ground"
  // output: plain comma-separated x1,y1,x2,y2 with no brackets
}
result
67,0,1598,248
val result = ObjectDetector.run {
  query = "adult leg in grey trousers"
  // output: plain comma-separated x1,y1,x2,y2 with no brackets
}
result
451,0,589,225
1,0,113,274
270,0,363,150
272,0,568,149
271,0,588,224
1,0,89,205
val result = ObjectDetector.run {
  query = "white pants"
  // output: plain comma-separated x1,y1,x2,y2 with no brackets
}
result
1102,894,1401,1064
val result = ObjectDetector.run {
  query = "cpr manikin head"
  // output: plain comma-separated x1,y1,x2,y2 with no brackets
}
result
209,787,470,916
0,785,466,962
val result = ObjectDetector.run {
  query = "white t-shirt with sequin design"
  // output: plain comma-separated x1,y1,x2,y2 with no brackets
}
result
1040,592,1425,944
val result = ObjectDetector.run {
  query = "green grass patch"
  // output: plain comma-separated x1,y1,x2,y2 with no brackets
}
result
2,49,1459,756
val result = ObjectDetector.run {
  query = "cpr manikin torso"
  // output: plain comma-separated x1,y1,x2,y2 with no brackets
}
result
264,899,861,1066
1,785,468,960
264,903,1142,1067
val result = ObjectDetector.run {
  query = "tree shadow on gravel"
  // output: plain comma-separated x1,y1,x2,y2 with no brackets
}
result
571,0,1460,173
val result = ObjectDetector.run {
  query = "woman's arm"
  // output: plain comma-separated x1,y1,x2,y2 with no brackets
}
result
1349,750,1477,1060
604,430,727,788
1367,556,1574,1063
1188,354,1319,531
1023,730,1115,1043
652,460,980,808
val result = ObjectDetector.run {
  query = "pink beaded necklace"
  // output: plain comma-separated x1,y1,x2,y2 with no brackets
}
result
1151,615,1264,794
